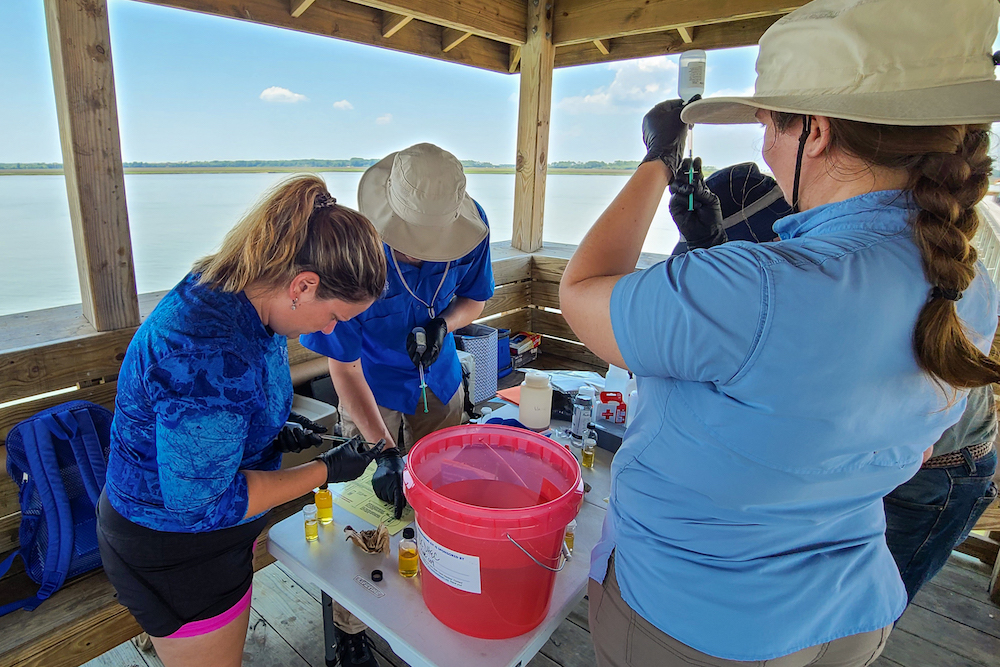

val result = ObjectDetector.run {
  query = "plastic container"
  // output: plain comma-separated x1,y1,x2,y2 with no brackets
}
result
403,425,584,639
570,386,596,440
604,364,630,395
678,49,707,102
519,371,553,431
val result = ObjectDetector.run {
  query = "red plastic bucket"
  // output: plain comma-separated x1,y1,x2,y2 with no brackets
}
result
403,425,584,639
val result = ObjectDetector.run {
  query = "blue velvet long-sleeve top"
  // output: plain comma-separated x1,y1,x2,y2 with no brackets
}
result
105,273,291,533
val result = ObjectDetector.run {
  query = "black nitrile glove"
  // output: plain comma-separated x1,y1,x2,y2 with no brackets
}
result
421,317,448,367
406,318,448,368
315,436,384,484
273,412,327,454
371,448,407,519
668,157,726,250
640,97,697,178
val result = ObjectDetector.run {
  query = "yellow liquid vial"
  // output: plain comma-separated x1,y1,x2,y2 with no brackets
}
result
581,448,595,469
315,487,334,525
398,547,419,578
564,531,575,553
304,518,319,542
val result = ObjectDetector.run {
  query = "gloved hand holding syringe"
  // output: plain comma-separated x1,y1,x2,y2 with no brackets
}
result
678,49,706,211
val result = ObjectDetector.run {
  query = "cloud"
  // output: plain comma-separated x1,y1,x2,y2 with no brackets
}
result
557,56,678,115
706,85,756,99
375,113,393,125
259,86,307,103
333,99,354,110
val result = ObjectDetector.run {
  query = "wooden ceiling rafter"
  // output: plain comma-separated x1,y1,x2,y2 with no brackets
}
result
381,11,413,38
289,0,317,18
551,0,803,46
341,0,527,45
140,0,792,72
137,0,511,73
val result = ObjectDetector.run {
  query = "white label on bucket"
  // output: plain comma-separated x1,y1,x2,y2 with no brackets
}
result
415,520,481,594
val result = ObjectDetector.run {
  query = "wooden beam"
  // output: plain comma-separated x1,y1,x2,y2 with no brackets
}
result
555,16,781,69
677,26,694,43
139,0,511,74
341,0,526,45
552,0,803,46
45,0,139,332
592,38,609,55
508,44,521,73
290,0,316,17
381,10,413,38
442,27,472,53
512,0,554,253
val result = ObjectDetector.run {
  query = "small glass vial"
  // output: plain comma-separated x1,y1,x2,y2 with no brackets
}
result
564,519,577,555
582,424,597,469
303,504,319,542
314,484,333,525
398,527,419,578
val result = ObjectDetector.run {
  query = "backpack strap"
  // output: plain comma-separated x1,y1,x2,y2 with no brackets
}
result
21,420,74,608
45,408,107,505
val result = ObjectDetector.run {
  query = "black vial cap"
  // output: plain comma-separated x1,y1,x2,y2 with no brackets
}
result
402,527,415,539
371,570,383,582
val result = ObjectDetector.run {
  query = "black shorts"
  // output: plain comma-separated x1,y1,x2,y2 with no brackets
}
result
96,491,268,637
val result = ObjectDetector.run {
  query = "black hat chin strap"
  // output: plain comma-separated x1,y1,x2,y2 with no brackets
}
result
791,115,812,213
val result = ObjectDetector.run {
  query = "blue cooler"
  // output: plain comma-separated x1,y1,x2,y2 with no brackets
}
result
497,328,513,379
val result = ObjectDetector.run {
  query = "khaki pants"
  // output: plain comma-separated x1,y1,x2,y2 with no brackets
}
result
332,385,465,634
589,555,891,667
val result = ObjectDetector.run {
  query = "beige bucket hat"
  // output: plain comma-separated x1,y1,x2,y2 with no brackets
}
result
682,0,1000,126
357,143,488,262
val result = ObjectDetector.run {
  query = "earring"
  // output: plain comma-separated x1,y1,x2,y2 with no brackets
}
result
291,297,298,311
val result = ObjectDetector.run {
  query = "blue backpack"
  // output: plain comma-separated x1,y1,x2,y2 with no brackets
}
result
0,400,113,615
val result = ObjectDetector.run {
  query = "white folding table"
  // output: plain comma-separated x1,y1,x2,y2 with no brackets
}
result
267,420,612,667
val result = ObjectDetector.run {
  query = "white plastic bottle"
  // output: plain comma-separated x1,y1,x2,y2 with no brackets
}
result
605,364,630,395
519,370,553,431
678,50,707,102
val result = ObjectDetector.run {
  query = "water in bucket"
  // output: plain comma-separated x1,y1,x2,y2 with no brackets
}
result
404,425,584,639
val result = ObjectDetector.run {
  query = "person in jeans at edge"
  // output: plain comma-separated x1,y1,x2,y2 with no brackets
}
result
97,175,388,667
681,161,999,605
299,142,494,667
558,0,1000,665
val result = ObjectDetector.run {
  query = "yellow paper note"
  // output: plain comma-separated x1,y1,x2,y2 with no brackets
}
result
330,461,415,535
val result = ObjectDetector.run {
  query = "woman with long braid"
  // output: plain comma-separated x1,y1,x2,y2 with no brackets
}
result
559,0,1000,665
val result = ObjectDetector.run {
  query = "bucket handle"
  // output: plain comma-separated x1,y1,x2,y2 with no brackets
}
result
506,534,567,572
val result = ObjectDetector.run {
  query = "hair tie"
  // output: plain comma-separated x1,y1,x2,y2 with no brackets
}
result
313,193,337,211
930,286,962,301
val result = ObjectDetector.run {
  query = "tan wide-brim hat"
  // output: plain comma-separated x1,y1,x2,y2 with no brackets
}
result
358,143,488,262
682,0,1000,126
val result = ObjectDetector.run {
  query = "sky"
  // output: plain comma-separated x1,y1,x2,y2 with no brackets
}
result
2,2,999,170
2,0,767,169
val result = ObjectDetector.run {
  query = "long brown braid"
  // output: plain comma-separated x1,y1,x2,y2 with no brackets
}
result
772,113,999,388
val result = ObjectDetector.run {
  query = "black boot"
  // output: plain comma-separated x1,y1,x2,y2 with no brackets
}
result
331,626,380,667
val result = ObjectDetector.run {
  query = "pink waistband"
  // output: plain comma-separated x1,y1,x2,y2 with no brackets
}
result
165,586,253,639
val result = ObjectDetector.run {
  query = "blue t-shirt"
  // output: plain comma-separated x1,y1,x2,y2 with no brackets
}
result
301,202,494,414
592,190,998,660
106,273,291,533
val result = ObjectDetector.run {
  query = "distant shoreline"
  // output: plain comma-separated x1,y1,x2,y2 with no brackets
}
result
0,166,638,176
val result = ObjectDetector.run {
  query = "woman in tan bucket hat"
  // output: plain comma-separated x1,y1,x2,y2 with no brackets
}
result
558,0,1000,665
299,143,494,667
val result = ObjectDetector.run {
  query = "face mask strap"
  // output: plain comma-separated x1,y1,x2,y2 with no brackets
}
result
791,115,813,213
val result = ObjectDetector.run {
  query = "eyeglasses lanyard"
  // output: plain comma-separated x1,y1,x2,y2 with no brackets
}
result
390,252,450,319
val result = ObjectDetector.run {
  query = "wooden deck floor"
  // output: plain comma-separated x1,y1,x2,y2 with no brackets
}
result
84,555,999,667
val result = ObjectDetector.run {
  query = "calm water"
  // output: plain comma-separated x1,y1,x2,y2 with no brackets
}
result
0,173,680,316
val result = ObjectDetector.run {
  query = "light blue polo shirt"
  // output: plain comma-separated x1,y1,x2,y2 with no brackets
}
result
592,190,998,660
301,202,494,414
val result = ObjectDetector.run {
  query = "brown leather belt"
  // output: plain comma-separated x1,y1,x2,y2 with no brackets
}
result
922,441,995,469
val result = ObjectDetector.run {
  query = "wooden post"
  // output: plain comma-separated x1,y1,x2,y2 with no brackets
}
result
45,0,139,331
512,0,554,253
